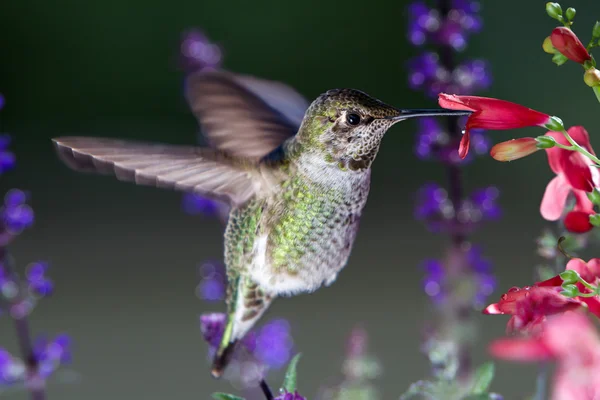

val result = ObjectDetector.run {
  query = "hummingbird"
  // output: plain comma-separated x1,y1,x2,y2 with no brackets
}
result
52,70,469,378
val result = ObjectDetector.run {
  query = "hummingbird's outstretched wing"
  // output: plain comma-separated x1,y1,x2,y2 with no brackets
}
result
185,70,309,160
53,137,259,206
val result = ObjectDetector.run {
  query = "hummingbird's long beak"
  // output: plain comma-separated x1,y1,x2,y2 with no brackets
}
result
384,109,472,121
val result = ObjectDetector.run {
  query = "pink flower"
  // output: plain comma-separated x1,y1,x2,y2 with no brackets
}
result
437,94,552,159
490,312,600,400
551,27,592,64
541,126,599,233
483,281,583,335
490,137,540,161
484,258,600,333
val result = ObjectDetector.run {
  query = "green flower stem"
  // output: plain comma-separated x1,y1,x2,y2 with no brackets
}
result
553,130,600,165
578,277,598,293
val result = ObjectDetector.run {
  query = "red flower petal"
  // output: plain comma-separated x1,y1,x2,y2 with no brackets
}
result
540,175,571,221
458,131,470,159
564,210,594,233
587,258,600,278
572,189,595,214
563,152,594,192
544,127,594,177
550,27,592,64
490,137,539,161
489,338,553,362
438,94,551,130
438,94,551,159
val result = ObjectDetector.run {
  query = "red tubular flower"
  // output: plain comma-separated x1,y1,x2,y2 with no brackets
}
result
540,126,599,233
490,313,600,400
484,258,600,333
438,94,552,158
550,27,592,64
483,283,583,334
490,137,540,161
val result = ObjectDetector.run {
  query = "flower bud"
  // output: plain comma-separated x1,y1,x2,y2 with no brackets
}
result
490,138,539,162
535,135,556,149
559,269,580,285
546,2,563,20
584,68,600,87
543,36,556,54
544,116,565,132
565,7,576,21
560,284,579,298
551,27,592,64
590,213,600,227
593,21,600,40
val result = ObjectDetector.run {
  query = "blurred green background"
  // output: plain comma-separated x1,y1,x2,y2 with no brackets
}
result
2,0,600,398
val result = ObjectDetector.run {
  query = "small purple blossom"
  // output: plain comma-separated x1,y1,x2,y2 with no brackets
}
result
415,183,500,233
180,29,222,73
200,313,293,370
25,262,53,297
0,135,15,174
253,319,293,369
408,53,491,98
421,246,496,307
422,259,446,304
196,260,226,302
0,348,25,385
0,93,5,110
32,334,72,378
414,117,490,163
182,193,221,216
275,391,306,400
408,1,482,51
2,189,34,235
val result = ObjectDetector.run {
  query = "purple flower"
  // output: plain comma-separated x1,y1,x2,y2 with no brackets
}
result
414,183,500,233
0,93,5,110
200,313,294,369
407,1,482,51
182,193,221,216
180,29,222,73
422,259,446,304
275,391,306,400
407,53,491,98
2,189,34,235
414,117,490,163
25,262,53,297
420,246,496,307
0,135,15,174
32,334,72,378
253,319,293,369
196,261,226,302
0,348,25,385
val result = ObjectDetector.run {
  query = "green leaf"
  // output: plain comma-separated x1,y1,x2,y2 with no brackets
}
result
470,362,495,394
212,393,246,400
282,353,302,392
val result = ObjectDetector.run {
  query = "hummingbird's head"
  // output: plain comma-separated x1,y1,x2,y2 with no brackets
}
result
296,88,470,171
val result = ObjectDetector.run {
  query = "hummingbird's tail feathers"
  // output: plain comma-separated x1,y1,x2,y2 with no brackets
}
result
212,277,275,378
185,70,308,161
52,136,260,206
211,338,238,379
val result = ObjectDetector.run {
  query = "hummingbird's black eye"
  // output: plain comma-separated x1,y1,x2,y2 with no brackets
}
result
346,113,361,126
